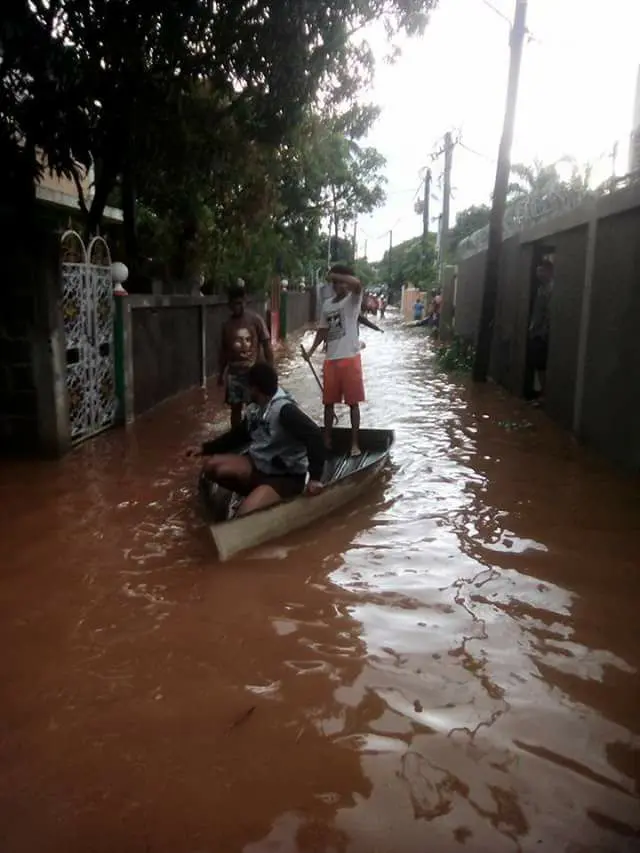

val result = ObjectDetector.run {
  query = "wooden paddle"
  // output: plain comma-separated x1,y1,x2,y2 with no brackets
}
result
300,345,339,424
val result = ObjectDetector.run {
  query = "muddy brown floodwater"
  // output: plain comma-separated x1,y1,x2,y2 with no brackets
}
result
1,312,639,853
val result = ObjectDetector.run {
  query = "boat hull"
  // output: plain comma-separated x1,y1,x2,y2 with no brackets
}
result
203,428,393,561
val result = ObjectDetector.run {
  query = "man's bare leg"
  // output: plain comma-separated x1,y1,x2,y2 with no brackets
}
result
323,405,335,451
349,404,361,456
202,453,252,490
236,484,282,517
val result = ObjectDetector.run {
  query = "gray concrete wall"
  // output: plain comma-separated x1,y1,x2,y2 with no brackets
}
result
131,304,201,416
579,206,640,468
123,295,266,418
490,236,522,393
544,226,588,429
204,300,228,378
454,184,640,471
285,291,313,338
454,250,486,341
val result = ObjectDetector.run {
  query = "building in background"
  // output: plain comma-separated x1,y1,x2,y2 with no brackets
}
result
630,65,640,173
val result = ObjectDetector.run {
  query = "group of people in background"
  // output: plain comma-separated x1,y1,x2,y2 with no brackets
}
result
364,292,386,318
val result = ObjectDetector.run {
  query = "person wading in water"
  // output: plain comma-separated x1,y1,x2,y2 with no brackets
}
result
219,284,273,429
305,264,365,457
190,362,325,517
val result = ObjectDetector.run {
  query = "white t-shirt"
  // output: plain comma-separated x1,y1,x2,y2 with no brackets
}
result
320,291,362,360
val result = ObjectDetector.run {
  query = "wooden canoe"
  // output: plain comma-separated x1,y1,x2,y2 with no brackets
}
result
199,427,394,561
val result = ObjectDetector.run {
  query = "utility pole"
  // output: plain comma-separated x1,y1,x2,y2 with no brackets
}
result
387,230,393,285
473,0,528,383
421,168,432,282
352,219,358,261
439,133,453,286
364,238,368,260
435,213,443,271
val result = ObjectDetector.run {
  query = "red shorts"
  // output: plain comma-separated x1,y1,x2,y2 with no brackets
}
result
323,354,365,405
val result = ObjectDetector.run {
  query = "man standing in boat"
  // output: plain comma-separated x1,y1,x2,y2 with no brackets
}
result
219,283,273,429
319,277,382,353
192,362,325,517
304,263,365,457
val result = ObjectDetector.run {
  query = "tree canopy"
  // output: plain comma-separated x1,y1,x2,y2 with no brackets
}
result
377,232,438,299
449,204,491,253
1,0,439,289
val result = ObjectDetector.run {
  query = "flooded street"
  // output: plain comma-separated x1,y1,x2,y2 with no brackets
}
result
1,313,639,853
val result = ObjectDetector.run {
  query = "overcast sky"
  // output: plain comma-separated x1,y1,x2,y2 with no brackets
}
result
358,0,640,261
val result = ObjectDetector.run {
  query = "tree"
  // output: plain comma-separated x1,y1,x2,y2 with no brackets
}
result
353,257,380,288
2,0,439,290
449,204,491,252
378,233,437,299
507,159,563,201
507,156,592,206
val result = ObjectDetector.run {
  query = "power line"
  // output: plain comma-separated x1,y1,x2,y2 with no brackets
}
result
478,0,511,25
459,141,497,164
476,0,541,44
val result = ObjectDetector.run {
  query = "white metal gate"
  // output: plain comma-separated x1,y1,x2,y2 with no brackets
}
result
60,230,117,442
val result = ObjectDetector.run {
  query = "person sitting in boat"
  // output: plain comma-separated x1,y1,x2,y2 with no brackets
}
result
192,362,326,517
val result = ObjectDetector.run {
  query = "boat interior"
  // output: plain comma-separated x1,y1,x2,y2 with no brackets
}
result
324,428,394,483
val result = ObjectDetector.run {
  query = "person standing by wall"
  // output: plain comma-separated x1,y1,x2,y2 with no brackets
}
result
219,284,274,428
413,296,425,323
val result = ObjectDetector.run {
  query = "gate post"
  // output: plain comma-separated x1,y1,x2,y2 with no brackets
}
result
199,301,207,387
279,285,288,340
33,229,72,456
269,275,281,346
114,294,134,424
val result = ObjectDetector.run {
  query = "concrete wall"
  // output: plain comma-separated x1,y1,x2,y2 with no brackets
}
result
131,304,203,416
545,226,588,429
120,290,312,420
454,183,640,471
490,235,522,393
455,251,486,340
204,301,230,378
122,296,265,419
580,206,640,468
285,291,313,337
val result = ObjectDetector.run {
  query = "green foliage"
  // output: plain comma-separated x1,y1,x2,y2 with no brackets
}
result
449,204,491,252
353,258,380,288
456,156,594,254
378,233,438,299
434,337,475,373
2,0,439,283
